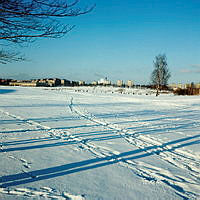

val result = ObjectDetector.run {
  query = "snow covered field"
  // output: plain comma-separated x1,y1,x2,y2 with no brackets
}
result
0,86,200,200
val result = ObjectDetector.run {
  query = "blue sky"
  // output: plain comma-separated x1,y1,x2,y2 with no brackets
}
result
1,0,200,84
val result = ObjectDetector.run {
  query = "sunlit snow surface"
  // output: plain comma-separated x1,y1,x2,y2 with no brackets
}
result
0,86,200,200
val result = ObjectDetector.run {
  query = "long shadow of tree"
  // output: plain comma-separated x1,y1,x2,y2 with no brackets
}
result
1,134,199,188
0,89,16,94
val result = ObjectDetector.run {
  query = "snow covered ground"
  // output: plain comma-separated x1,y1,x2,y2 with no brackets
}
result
0,86,200,200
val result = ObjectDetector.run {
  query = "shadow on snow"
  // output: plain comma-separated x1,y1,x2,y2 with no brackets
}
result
1,134,199,188
0,89,16,94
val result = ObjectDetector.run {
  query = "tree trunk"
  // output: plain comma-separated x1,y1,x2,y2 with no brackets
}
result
156,85,159,96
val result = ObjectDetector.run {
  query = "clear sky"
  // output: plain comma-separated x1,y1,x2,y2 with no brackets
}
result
1,0,200,84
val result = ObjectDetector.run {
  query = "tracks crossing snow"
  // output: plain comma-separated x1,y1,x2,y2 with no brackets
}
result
69,97,200,200
0,108,86,199
1,95,200,200
0,186,85,200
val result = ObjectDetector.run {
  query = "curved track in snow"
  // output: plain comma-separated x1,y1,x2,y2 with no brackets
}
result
1,92,199,200
69,97,200,200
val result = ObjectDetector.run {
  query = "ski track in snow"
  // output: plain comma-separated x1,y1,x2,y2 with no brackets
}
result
68,97,200,200
69,97,200,174
0,110,35,172
0,186,85,200
0,109,86,199
1,95,200,200
0,109,57,168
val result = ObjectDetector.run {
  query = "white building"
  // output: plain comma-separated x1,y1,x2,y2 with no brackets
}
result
98,77,111,85
79,81,85,86
117,80,123,87
127,80,134,87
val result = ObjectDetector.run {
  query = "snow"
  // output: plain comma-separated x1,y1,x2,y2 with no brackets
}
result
0,86,200,200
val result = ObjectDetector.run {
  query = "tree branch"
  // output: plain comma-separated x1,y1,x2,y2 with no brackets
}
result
0,0,95,63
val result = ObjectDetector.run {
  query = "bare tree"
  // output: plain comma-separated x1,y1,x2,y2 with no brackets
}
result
0,0,95,63
151,54,171,96
0,50,25,64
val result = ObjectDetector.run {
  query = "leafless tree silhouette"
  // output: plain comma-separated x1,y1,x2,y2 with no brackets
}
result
0,0,95,63
151,54,171,96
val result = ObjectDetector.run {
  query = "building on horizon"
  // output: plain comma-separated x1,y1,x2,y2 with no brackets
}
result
127,80,134,88
9,79,48,87
169,82,200,91
79,81,85,86
91,81,98,86
71,81,79,86
98,77,111,86
0,79,12,85
61,79,71,86
117,80,123,87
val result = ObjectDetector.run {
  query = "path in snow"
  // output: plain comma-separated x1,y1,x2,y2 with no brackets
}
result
1,87,200,200
68,96,200,200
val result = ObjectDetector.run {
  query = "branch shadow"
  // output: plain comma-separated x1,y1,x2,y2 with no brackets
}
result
127,121,198,135
0,123,101,134
3,137,59,147
0,116,80,125
1,134,199,188
0,103,66,108
2,132,122,152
